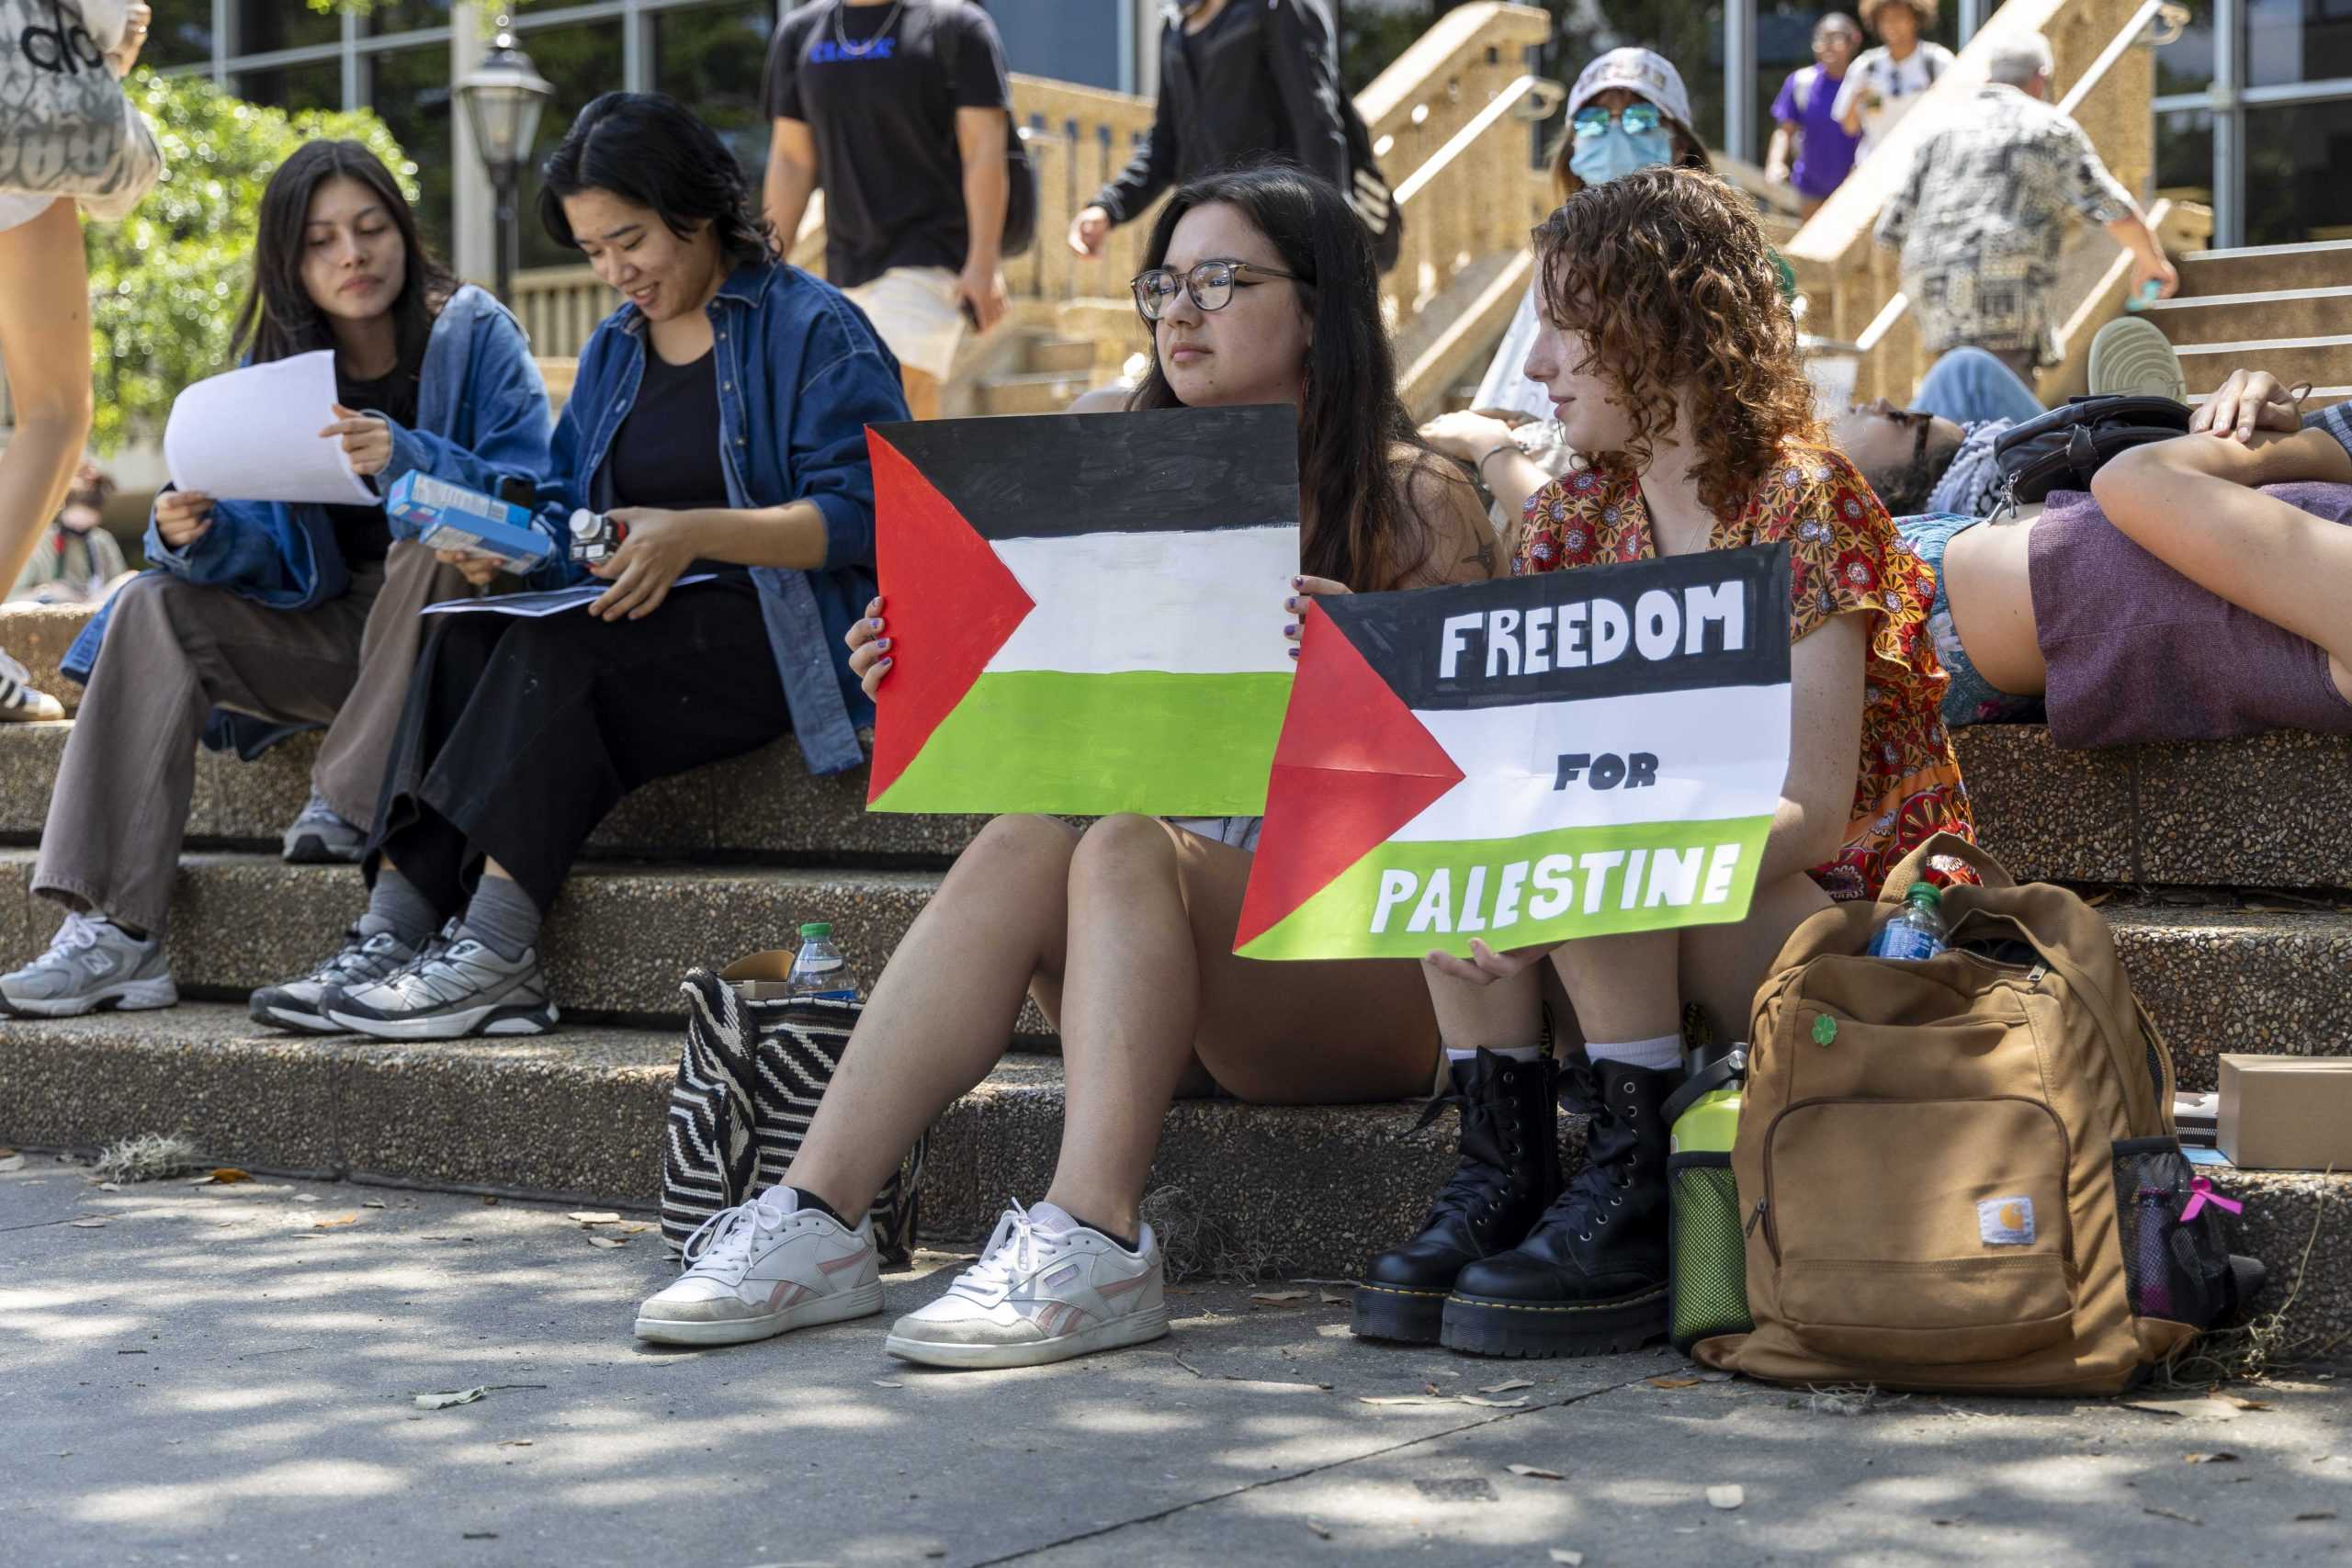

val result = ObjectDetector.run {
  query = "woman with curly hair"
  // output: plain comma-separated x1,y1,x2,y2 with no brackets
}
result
1351,166,1970,1359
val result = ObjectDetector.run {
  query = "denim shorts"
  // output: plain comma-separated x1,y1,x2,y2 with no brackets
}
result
1893,512,2042,731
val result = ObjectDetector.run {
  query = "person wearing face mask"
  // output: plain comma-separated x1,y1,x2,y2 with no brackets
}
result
1,141,552,1022
631,164,1497,1369
1357,167,1970,1357
1767,14,1866,215
280,95,909,1043
1834,0,1956,160
1461,49,1712,427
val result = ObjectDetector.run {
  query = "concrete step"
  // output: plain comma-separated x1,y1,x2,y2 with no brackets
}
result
0,721,983,867
976,368,1094,416
1,849,2344,1092
2174,239,2352,299
3,1004,2344,1354
2142,285,2352,346
1022,335,1097,376
2177,334,2352,398
0,601,95,716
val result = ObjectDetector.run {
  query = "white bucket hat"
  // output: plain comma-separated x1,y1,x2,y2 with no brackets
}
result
1565,47,1697,140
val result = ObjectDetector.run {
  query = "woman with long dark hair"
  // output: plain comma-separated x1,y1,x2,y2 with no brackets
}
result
4,140,552,1021
294,93,908,1043
632,164,1496,1370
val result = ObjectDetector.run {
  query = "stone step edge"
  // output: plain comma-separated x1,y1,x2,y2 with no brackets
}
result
3,1005,2345,1352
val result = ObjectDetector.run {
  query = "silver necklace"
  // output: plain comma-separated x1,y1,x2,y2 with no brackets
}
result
831,0,908,58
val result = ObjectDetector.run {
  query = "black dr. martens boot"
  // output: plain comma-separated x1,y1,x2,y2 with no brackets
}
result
1439,1056,1679,1358
1353,1049,1561,1343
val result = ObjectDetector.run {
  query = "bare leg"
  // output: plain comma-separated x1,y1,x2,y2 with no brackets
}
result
1042,818,1443,1238
1677,872,1835,1044
901,367,943,422
0,201,96,590
2092,430,2352,695
783,814,1080,1216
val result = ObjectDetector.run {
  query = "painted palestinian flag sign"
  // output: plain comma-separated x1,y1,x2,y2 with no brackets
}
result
865,406,1299,815
1236,546,1794,962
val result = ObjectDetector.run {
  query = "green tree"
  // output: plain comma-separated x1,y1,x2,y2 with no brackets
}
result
82,71,417,455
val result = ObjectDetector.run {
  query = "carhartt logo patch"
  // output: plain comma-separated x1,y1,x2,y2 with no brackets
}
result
1977,1196,2035,1247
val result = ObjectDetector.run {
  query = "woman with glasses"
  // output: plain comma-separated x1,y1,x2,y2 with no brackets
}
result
634,164,1497,1369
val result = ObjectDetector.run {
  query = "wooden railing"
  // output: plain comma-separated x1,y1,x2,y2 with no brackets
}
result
1785,0,2181,402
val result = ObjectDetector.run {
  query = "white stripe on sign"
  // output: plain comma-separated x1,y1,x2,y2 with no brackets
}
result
1391,682,1792,843
986,525,1297,676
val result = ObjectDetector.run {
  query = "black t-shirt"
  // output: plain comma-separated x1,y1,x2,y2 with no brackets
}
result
324,365,419,569
763,0,1011,289
606,344,743,581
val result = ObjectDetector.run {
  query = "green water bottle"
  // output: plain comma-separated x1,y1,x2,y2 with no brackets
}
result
1665,1046,1754,1353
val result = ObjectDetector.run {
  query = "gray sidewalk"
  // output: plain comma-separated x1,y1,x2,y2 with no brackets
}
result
4,1159,2347,1567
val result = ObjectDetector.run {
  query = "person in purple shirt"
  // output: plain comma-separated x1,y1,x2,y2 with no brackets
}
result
1767,13,1865,215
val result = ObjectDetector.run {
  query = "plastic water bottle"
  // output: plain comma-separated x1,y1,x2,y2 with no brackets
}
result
786,922,860,1001
1868,884,1948,962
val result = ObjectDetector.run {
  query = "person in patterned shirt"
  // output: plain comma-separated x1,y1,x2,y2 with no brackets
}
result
1377,165,1973,1361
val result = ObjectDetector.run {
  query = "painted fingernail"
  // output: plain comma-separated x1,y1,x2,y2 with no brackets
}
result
1283,623,1297,637
1290,575,1303,589
868,617,885,631
872,595,886,611
875,637,891,651
878,656,893,669
1287,647,1299,660
1284,596,1298,612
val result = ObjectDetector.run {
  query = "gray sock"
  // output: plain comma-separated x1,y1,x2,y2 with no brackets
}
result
356,866,440,947
457,874,542,963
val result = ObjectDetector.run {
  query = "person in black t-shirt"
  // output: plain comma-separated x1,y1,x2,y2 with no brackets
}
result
763,0,1013,419
1070,0,1352,263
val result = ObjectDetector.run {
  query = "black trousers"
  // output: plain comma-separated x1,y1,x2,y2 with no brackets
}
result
368,576,793,914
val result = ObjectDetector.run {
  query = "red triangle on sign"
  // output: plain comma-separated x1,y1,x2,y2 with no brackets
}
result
865,428,1036,805
1232,604,1464,951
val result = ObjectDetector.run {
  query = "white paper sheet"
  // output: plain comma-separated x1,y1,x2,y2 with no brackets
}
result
419,576,718,619
162,351,379,505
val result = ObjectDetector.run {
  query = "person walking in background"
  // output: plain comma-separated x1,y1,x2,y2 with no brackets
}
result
1767,13,1865,216
9,466,130,606
1069,0,1363,264
1876,32,2177,383
762,0,1013,420
0,0,153,722
1835,0,1955,161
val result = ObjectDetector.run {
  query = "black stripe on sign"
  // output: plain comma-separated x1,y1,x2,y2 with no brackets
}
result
868,404,1298,541
1329,543,1793,710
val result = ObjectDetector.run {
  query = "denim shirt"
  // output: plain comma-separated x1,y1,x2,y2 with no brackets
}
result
538,261,907,776
62,285,556,758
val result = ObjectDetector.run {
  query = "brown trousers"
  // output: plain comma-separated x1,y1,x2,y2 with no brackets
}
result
35,541,465,933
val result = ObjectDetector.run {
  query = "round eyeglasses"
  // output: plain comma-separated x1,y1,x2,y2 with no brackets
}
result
1570,102,1666,140
1130,259,1306,321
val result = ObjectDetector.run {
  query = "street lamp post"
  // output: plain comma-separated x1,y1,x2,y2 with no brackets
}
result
457,14,554,305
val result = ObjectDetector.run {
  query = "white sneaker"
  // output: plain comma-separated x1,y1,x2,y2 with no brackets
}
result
0,910,175,1017
885,1200,1166,1371
633,1188,882,1347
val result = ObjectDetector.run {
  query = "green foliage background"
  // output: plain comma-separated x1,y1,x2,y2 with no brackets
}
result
82,72,417,455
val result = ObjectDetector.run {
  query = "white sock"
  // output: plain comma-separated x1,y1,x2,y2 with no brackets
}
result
1445,1044,1543,1064
1584,1033,1682,1072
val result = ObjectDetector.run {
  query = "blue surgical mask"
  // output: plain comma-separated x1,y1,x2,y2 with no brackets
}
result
1568,124,1675,187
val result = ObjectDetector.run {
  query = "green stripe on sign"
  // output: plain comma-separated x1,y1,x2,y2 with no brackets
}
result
869,670,1293,816
1237,816,1777,961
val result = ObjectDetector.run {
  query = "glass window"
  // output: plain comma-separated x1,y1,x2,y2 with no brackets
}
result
2156,0,2215,96
653,1,780,197
237,60,345,117
232,0,341,57
2244,96,2352,243
368,0,456,38
512,17,628,269
2246,0,2352,91
141,12,214,72
2155,106,2215,209
371,47,457,255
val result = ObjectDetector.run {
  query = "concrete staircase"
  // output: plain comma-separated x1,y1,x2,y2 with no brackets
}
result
3,601,2348,1354
2145,238,2352,412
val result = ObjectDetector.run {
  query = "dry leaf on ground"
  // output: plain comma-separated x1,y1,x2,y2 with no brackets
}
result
567,1211,621,1224
312,1213,361,1229
496,1439,532,1448
587,1236,628,1249
2143,1506,2203,1526
68,1218,106,1228
1649,1376,1702,1390
207,1168,252,1184
1507,1463,1564,1480
872,1380,903,1389
2183,1451,2240,1464
1548,1551,1585,1566
1707,1484,1745,1510
1481,1379,1534,1394
293,1193,320,1203
2295,1511,2338,1522
2210,1393,2273,1412
1358,1395,1442,1406
363,1200,387,1209
1456,1395,1529,1409
2122,1401,2188,1417
1305,1520,1333,1540
0,1154,30,1173
96,1181,120,1191
1319,1292,1350,1305
1249,1290,1312,1305
416,1387,486,1410
618,1223,650,1234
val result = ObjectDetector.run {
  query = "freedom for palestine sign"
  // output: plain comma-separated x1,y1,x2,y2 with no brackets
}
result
1235,545,1794,961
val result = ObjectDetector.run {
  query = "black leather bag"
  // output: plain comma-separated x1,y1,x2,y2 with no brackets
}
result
1991,394,2192,505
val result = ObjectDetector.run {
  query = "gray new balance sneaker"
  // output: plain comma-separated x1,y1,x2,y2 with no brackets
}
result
249,928,418,1034
282,790,368,864
0,911,176,1017
321,922,558,1041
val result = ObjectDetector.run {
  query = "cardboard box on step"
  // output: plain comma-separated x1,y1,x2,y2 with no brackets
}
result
2216,1055,2352,1170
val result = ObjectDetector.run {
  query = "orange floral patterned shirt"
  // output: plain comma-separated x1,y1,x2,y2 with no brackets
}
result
1514,441,1973,900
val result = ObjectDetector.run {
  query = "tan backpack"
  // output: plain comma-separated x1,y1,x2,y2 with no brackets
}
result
1693,834,2237,1395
